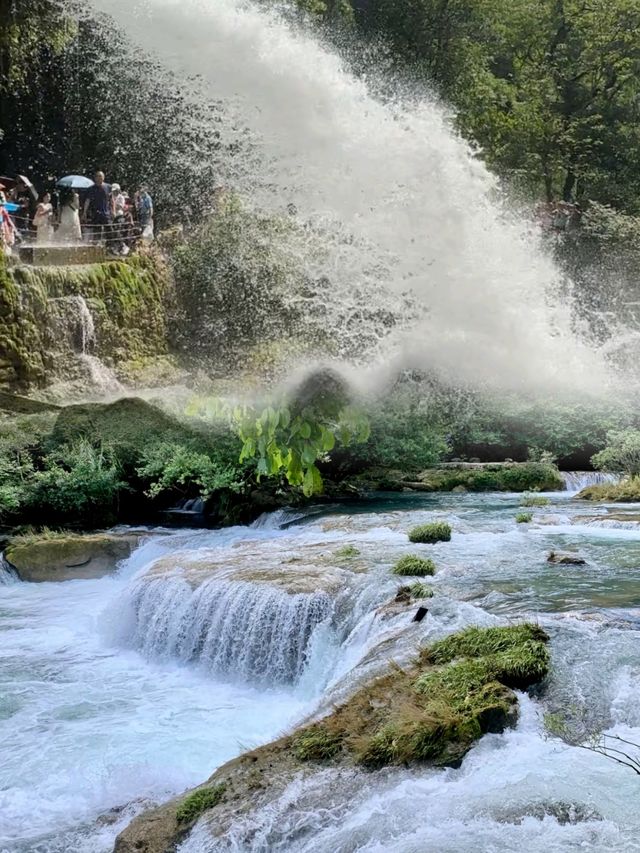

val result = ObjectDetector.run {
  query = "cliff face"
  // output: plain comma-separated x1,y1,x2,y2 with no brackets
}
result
0,255,172,392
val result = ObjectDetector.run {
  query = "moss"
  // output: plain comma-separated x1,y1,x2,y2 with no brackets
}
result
520,494,550,507
392,554,436,576
335,544,360,559
293,623,549,771
175,784,226,823
0,254,172,392
408,522,451,544
515,512,533,523
415,463,563,493
292,726,344,761
578,479,640,502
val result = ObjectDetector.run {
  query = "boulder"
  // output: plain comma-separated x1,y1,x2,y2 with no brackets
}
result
4,532,141,582
547,550,586,566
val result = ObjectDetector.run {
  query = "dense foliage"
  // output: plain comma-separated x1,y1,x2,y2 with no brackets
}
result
592,430,640,478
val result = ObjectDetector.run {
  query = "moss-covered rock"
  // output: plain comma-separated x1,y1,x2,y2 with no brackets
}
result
578,479,640,502
4,531,141,581
114,624,550,853
405,462,563,493
0,254,171,391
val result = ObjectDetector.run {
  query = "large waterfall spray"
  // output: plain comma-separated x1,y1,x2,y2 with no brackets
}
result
88,0,612,395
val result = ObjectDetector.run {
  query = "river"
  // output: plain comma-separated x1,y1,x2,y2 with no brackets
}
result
1,489,639,852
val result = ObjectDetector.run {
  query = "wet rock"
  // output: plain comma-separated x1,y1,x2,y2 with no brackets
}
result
494,800,602,825
4,532,141,581
547,550,586,565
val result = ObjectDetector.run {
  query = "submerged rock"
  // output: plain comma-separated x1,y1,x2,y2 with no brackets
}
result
4,532,141,581
114,624,550,853
547,550,586,566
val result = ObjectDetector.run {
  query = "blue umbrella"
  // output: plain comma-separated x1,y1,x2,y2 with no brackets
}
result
56,175,94,189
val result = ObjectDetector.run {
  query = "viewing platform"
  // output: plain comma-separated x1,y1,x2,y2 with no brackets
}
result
18,243,106,267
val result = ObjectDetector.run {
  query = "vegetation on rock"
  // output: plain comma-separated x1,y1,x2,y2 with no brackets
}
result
413,463,563,494
516,512,533,524
578,481,640,503
175,784,226,824
392,554,436,577
408,522,452,544
293,623,549,768
519,494,550,507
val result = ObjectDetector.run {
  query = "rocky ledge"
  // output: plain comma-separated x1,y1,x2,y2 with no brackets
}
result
114,623,549,853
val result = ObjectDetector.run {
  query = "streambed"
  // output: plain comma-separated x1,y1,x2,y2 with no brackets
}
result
1,491,639,852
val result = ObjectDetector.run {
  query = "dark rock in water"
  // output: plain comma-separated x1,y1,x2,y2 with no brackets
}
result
412,606,428,623
4,532,142,582
547,550,586,565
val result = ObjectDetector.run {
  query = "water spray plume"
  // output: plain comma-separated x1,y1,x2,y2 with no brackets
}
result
90,0,614,396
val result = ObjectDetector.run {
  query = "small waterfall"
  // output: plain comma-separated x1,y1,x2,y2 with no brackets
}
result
0,554,19,585
48,294,96,354
562,471,621,493
251,508,311,530
77,354,125,394
122,574,334,684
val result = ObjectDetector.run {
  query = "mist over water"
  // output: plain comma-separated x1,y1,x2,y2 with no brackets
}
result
89,0,615,396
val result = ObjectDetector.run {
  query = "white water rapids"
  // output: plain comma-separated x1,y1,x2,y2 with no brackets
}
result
86,0,614,395
2,492,640,852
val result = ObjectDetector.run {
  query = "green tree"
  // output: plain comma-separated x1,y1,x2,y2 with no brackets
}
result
592,430,640,479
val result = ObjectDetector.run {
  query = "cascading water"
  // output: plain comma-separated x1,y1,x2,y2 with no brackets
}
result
562,471,621,493
2,492,640,852
120,573,334,684
87,0,614,395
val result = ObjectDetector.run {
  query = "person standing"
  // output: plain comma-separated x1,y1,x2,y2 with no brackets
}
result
57,189,82,243
83,171,114,243
134,185,154,242
33,192,54,244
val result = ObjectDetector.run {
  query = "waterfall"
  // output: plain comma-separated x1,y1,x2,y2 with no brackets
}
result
0,554,18,585
121,573,334,684
562,471,621,493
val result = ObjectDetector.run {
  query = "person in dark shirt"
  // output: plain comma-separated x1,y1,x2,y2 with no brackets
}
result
83,171,115,244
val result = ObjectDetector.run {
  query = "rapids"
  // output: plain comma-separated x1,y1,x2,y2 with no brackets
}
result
1,492,640,852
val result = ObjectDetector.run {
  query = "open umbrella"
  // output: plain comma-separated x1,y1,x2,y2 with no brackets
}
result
56,175,94,190
16,175,38,200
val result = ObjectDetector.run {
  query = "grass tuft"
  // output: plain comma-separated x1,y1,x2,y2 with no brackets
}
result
515,512,533,523
408,522,451,544
176,784,226,823
335,544,360,559
392,554,436,576
519,494,550,507
409,581,434,599
292,726,344,761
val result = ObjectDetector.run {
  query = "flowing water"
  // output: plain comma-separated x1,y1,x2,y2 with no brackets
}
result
86,0,616,395
2,492,640,852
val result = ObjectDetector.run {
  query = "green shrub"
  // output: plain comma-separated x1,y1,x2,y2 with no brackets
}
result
515,512,533,523
578,480,640,502
519,494,550,507
26,440,126,526
176,784,226,823
592,429,640,477
408,522,451,544
392,554,436,576
137,441,240,500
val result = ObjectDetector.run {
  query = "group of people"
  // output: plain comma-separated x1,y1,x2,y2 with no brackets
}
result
0,171,154,257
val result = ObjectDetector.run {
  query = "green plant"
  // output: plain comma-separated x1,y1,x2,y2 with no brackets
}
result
516,512,533,523
176,784,226,823
392,554,436,576
137,441,240,499
592,430,640,478
408,522,451,544
519,494,550,507
292,726,344,761
27,440,126,526
335,544,360,558
409,581,434,599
